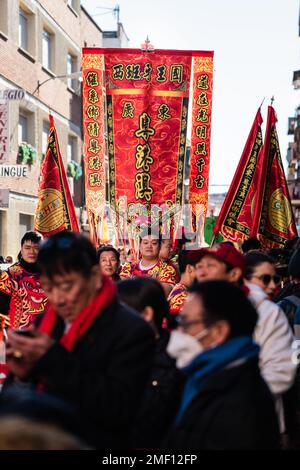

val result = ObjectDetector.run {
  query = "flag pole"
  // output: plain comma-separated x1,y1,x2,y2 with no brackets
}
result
259,97,265,108
210,234,216,247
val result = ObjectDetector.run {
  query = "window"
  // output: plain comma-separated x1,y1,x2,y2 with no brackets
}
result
67,136,77,162
42,30,52,70
18,114,28,143
0,0,8,36
67,54,76,90
19,9,28,50
42,121,50,156
19,214,33,241
67,0,77,12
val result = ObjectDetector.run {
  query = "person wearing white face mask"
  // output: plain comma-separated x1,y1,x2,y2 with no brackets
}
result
165,280,280,450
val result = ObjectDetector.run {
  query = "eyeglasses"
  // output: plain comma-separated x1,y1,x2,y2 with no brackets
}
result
251,274,281,286
175,316,206,329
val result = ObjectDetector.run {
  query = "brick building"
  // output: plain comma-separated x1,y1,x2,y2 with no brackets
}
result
0,0,104,259
287,4,300,229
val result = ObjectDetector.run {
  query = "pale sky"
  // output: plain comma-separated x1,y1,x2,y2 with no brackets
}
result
82,0,300,193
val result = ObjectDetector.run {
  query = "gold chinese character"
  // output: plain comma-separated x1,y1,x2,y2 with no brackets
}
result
196,109,208,122
196,92,209,106
197,74,209,89
86,72,99,87
170,64,183,83
87,122,100,137
143,62,152,81
195,157,205,172
88,89,99,104
195,125,207,139
135,112,155,142
88,139,101,154
112,64,124,80
88,156,101,171
86,105,100,120
194,174,205,189
135,172,153,201
157,104,171,121
195,142,207,156
89,173,101,187
125,64,141,80
156,65,167,82
135,144,154,172
122,101,134,118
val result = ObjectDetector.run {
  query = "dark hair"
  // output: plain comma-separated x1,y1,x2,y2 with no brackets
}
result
37,231,98,280
284,236,299,251
139,224,162,245
117,277,169,331
178,250,198,274
21,231,42,246
189,280,258,337
244,251,275,280
241,237,262,253
97,245,120,263
267,248,290,266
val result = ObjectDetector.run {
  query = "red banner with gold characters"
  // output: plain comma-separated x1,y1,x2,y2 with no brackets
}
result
82,48,214,242
82,52,106,243
251,106,297,248
213,108,264,244
189,55,214,226
34,115,79,237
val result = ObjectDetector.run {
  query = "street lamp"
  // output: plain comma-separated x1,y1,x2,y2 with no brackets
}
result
32,71,83,95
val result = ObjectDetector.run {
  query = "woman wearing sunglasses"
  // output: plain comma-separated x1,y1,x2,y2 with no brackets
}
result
244,250,296,442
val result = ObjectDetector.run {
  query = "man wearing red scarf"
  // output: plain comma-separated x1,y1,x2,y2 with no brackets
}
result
4,231,155,449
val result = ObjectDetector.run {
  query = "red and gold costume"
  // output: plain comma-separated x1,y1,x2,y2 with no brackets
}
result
168,283,188,316
120,259,177,285
0,261,48,329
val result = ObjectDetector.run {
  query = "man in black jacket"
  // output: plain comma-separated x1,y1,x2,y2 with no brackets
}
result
165,281,280,450
3,231,155,449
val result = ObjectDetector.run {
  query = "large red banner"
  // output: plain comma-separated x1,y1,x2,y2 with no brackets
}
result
213,108,263,244
251,106,297,248
189,55,214,224
82,48,214,242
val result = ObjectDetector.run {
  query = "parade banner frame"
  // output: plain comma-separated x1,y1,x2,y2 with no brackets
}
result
82,48,214,244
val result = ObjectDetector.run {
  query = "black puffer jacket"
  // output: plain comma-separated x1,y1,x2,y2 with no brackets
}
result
164,358,280,450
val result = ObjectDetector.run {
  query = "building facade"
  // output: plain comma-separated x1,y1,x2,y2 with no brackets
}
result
287,6,300,229
0,0,103,258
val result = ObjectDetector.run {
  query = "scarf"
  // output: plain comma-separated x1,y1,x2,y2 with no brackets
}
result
176,336,259,424
20,258,39,273
38,275,116,352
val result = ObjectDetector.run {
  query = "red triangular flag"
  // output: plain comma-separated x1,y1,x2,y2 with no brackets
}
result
213,108,264,244
34,114,80,236
251,106,297,248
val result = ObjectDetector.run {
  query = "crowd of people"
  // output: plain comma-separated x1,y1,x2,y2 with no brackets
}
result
0,229,299,450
